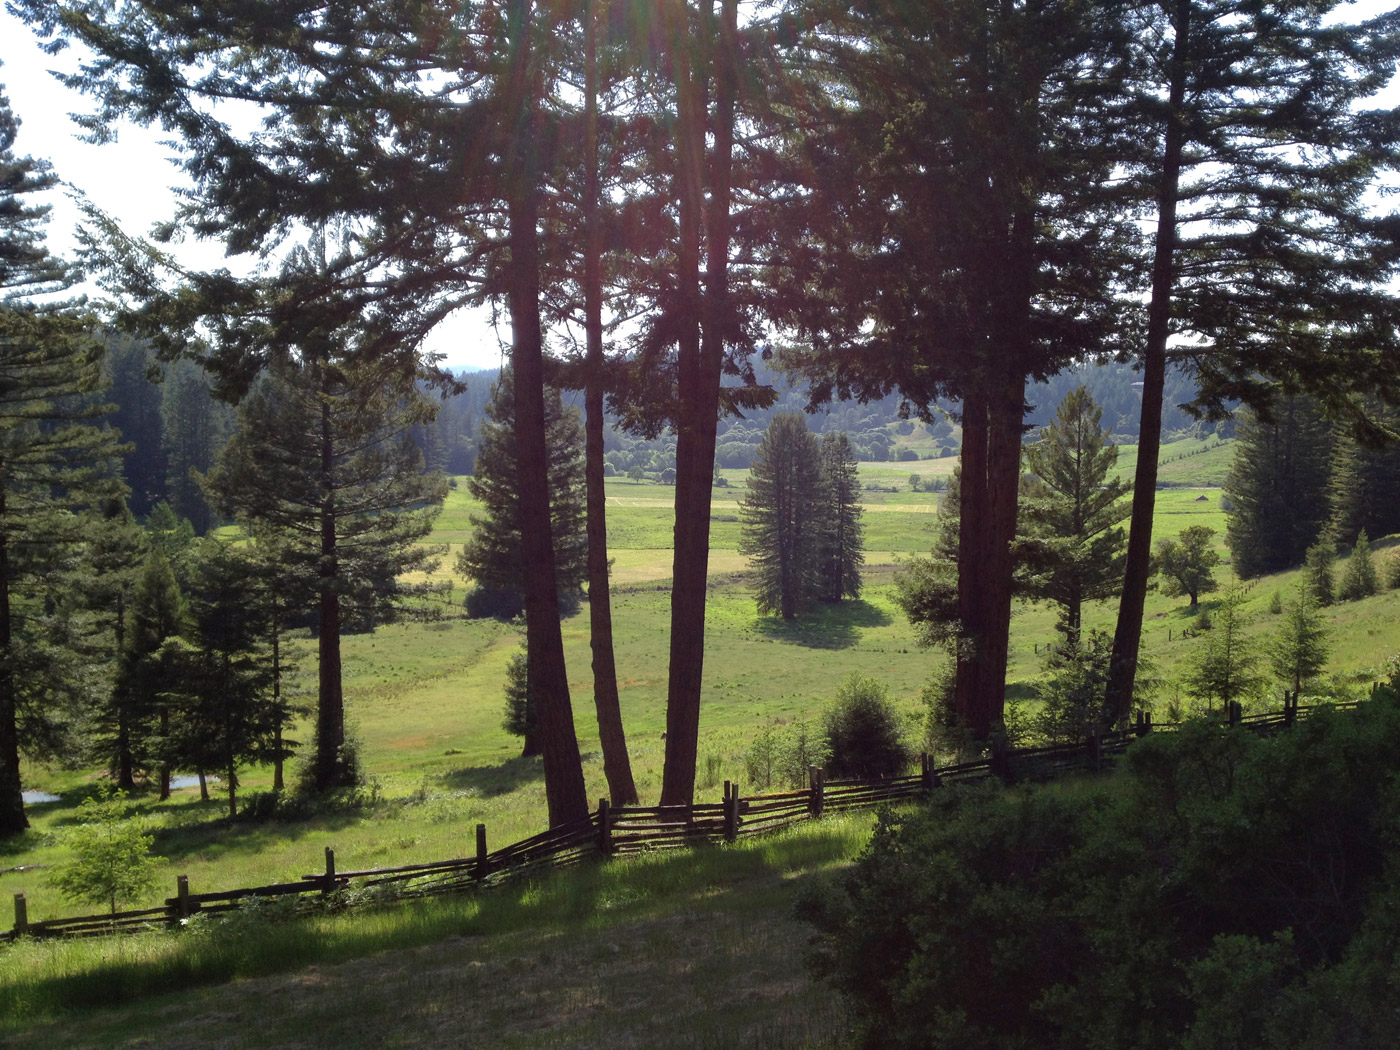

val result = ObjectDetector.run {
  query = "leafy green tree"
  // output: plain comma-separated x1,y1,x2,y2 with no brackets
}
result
1270,585,1330,698
1154,526,1220,608
456,372,586,620
739,413,827,620
1020,387,1131,645
1305,537,1337,607
1338,529,1379,603
204,354,446,793
1224,399,1332,579
1187,589,1264,713
817,432,864,603
48,787,162,915
0,81,126,836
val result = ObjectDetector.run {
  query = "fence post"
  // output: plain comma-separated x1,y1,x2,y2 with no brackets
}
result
808,766,825,818
597,798,613,857
991,733,1011,783
475,823,488,879
175,875,191,919
1087,731,1102,773
1284,690,1297,727
920,752,941,793
12,893,26,937
322,847,337,895
1227,700,1242,727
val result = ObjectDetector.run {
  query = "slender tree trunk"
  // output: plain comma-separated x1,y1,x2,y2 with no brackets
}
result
227,753,237,818
660,0,735,808
584,0,638,805
1107,0,1189,722
954,391,990,737
271,617,285,792
315,384,347,791
981,368,1025,735
0,514,26,837
505,0,589,827
158,705,171,800
198,768,209,801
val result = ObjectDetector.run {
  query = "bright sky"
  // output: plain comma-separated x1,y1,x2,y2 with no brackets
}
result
1,2,1396,374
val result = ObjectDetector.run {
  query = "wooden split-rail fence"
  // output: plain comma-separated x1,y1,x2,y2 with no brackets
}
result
1,690,1372,944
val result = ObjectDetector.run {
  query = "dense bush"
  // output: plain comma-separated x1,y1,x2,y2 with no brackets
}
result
800,687,1400,1049
823,675,911,779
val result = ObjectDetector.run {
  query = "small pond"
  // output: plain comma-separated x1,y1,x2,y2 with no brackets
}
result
21,791,60,805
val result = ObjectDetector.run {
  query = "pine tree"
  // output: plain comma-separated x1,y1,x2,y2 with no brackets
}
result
456,371,587,620
0,81,126,836
1020,387,1131,645
1224,399,1333,579
739,413,828,620
204,355,446,793
1187,589,1264,714
1271,585,1330,698
817,432,864,603
1338,529,1378,603
1305,537,1337,607
113,552,187,800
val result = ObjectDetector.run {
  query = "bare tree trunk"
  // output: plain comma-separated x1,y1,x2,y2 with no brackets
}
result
1107,0,1189,722
314,385,347,792
583,0,638,805
505,0,589,827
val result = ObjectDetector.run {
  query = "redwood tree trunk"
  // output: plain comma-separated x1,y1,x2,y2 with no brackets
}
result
584,0,638,805
1107,0,1189,722
314,386,346,792
953,391,990,736
660,0,735,809
505,0,589,827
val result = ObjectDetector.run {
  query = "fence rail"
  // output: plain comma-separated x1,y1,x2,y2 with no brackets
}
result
4,690,1379,944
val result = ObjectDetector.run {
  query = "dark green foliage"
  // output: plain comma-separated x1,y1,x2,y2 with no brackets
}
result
801,695,1400,1050
501,644,535,748
1305,537,1336,607
1337,529,1378,602
1154,526,1220,608
1187,589,1264,712
0,80,126,834
822,675,911,780
739,413,828,620
817,431,864,603
1020,387,1131,644
1034,630,1116,744
1224,400,1333,579
456,372,586,620
1270,585,1330,698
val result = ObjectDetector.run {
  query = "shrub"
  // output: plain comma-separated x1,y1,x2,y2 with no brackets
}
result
744,726,778,789
1338,528,1378,601
1033,631,1115,744
777,719,830,788
800,691,1400,1050
823,675,911,780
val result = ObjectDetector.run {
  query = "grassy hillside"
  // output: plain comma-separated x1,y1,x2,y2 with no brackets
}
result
5,448,1398,938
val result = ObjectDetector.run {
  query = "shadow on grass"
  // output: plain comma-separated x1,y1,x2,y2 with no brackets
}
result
441,754,544,797
752,599,892,650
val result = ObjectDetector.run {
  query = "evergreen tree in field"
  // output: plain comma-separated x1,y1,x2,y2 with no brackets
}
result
160,539,285,817
1020,387,1131,645
1328,403,1400,549
1271,585,1330,698
1338,529,1379,603
456,371,586,620
112,552,187,799
204,355,447,793
739,413,828,620
1154,526,1220,608
1224,399,1333,579
0,79,126,836
500,644,537,756
84,497,151,788
1305,537,1337,607
817,432,864,603
101,335,167,516
1187,589,1264,714
160,359,232,535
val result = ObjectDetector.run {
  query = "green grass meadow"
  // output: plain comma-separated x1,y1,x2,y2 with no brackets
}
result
7,437,1400,1040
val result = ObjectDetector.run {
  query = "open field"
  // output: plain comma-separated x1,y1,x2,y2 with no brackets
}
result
5,455,1398,945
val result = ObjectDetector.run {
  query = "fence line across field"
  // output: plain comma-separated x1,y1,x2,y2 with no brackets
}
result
2,689,1373,944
